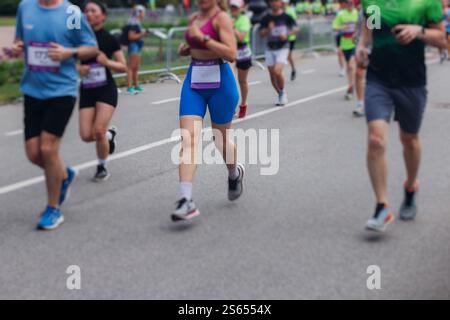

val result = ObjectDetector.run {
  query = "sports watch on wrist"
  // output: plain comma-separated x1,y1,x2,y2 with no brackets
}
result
203,34,211,43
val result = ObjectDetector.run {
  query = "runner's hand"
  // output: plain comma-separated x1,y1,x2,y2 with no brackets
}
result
356,45,369,69
96,52,109,66
178,43,191,56
78,65,91,77
392,24,422,45
48,42,72,61
188,24,204,42
12,40,24,57
279,34,288,41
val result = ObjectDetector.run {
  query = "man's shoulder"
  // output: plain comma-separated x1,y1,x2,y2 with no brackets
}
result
18,0,35,10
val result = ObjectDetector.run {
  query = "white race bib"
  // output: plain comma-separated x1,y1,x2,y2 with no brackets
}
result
27,41,60,72
81,63,107,89
237,45,252,62
191,60,221,89
271,25,288,37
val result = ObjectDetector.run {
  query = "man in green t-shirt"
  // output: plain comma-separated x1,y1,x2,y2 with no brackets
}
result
356,0,446,232
333,0,359,100
283,0,299,80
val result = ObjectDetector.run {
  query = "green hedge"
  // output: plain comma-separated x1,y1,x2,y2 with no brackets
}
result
0,60,23,86
0,0,20,15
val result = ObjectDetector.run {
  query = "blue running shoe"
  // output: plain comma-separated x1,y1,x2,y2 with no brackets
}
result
59,167,76,206
366,203,394,232
399,181,419,221
37,206,64,230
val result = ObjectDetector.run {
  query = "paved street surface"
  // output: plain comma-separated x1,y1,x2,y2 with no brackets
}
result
0,53,449,299
0,27,15,50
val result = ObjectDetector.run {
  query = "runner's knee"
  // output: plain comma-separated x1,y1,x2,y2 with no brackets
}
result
26,148,41,165
80,129,94,142
40,141,58,158
400,132,420,150
94,125,108,141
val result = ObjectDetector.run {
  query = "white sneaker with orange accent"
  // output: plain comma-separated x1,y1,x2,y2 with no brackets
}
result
366,204,394,232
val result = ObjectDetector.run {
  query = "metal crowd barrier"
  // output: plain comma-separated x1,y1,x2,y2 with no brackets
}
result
112,18,335,83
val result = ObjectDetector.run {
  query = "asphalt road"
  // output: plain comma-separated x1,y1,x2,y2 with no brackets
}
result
0,53,449,299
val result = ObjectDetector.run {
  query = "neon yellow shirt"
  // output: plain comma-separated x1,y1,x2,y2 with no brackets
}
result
332,9,358,50
285,6,298,41
234,13,251,44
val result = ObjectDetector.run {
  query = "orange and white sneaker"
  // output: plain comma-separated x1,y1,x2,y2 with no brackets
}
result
399,181,419,221
366,203,394,232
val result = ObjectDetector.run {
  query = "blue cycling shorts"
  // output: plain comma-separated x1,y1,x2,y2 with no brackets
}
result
128,41,144,55
179,62,239,125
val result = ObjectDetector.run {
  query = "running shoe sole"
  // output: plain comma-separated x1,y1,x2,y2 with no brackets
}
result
365,212,394,232
94,173,110,183
171,209,200,222
37,216,65,230
352,110,364,117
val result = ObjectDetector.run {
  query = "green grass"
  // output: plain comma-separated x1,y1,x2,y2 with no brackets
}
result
0,82,20,104
0,16,16,27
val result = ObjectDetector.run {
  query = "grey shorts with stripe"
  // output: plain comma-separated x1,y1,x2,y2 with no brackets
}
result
365,80,427,134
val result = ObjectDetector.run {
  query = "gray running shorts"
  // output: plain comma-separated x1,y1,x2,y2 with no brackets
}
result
365,80,427,134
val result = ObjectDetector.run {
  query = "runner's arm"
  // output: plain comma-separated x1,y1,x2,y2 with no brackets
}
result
75,46,99,61
259,17,272,38
234,29,248,42
392,22,446,49
12,38,24,57
128,29,148,41
202,13,237,62
97,50,127,73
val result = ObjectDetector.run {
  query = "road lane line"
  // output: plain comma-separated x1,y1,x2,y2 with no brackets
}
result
5,129,23,137
248,81,262,86
0,85,347,196
301,69,315,75
152,97,180,105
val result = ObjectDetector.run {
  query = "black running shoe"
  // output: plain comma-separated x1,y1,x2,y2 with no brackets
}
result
228,163,245,201
108,126,118,155
94,164,110,182
291,69,297,81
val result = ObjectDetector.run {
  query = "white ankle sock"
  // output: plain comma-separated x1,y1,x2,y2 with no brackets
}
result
106,131,113,141
179,182,193,200
98,159,107,167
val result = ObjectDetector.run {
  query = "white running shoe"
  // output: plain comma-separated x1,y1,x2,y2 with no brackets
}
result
277,91,288,106
171,198,200,222
353,102,365,117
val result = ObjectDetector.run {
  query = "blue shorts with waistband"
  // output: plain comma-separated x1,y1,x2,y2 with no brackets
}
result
179,62,239,125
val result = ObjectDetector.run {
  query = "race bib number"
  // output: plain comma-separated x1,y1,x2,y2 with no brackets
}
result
191,60,221,89
81,63,107,89
237,45,252,62
271,25,288,37
27,41,60,72
343,23,356,36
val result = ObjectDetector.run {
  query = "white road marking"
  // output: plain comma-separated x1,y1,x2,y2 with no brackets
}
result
301,69,315,75
152,97,180,105
0,85,346,196
248,81,262,86
5,130,23,137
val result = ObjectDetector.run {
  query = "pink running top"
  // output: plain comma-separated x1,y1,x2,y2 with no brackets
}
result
185,11,221,50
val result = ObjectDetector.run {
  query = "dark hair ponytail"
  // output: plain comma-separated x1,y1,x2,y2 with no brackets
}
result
82,0,108,14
